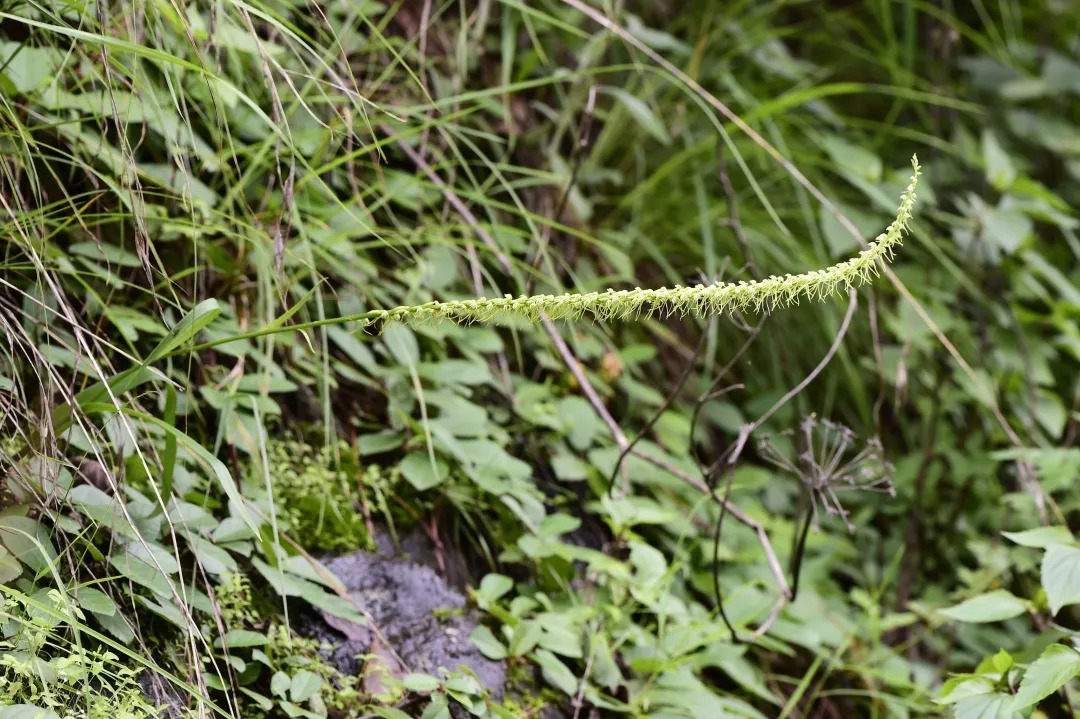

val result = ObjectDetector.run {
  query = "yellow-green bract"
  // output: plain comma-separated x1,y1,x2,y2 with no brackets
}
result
367,156,920,327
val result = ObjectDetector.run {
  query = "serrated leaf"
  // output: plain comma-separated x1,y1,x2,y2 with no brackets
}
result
1012,644,1080,710
938,676,996,705
1042,544,1080,614
939,590,1029,623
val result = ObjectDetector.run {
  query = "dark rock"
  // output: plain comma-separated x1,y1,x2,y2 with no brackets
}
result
298,534,507,699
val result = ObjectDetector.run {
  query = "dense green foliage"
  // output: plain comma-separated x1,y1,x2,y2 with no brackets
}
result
4,1,1080,717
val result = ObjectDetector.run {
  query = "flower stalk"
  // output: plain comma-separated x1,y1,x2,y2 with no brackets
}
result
368,156,920,327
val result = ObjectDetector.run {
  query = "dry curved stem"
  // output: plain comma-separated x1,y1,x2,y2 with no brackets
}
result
706,288,859,643
606,321,713,497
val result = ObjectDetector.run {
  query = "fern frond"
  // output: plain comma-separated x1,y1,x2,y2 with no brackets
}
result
369,156,920,327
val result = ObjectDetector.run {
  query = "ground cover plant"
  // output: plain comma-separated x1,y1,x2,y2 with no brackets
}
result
3,0,1080,717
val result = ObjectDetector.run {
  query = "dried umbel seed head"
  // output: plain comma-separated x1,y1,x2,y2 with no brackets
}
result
757,413,895,532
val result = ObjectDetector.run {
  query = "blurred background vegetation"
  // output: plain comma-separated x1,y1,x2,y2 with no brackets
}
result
3,0,1080,717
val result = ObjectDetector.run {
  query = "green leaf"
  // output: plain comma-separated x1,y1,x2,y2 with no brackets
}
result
1012,644,1080,710
402,673,441,692
954,692,1022,719
188,535,238,575
603,87,671,145
81,404,261,542
383,324,419,366
419,695,450,719
239,688,273,711
939,590,1029,623
214,630,268,649
1003,526,1073,548
356,430,404,456
399,452,448,491
109,546,172,598
290,669,322,702
1042,544,1080,614
372,709,412,719
477,573,513,603
92,608,135,643
532,649,578,695
821,134,882,183
982,130,1017,190
0,516,58,573
983,207,1032,254
470,625,507,660
0,706,62,719
76,588,116,616
0,42,60,93
509,620,543,657
0,546,22,584
271,671,291,698
150,299,222,361
152,383,178,518
938,676,997,705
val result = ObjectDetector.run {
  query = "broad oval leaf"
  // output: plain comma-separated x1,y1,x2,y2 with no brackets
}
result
0,516,57,573
289,669,322,702
0,706,62,719
214,629,268,649
76,587,116,617
939,590,1029,623
1042,544,1080,615
1003,526,1074,548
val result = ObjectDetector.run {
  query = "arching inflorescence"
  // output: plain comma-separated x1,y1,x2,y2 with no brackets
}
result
366,156,920,327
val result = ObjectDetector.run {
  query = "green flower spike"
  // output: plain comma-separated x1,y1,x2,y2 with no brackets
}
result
368,155,920,327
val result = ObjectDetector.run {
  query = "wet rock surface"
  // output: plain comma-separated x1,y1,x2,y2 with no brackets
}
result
296,532,507,698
